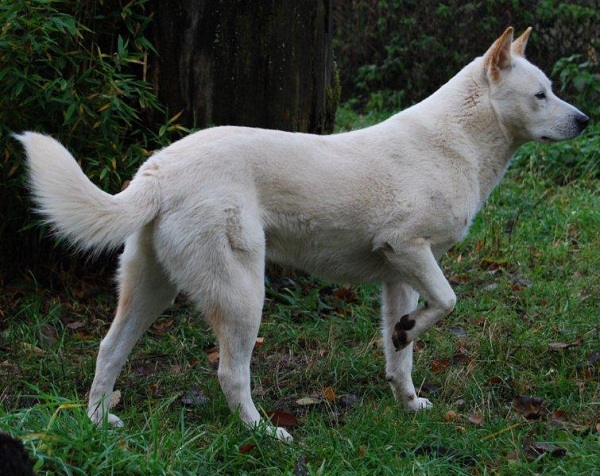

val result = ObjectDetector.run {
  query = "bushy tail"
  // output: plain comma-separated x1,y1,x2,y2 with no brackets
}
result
16,132,161,252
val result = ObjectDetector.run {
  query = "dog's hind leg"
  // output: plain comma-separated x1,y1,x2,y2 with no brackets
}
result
381,281,432,411
199,255,293,441
88,231,177,427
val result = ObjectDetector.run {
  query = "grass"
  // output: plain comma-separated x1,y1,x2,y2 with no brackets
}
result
1,112,599,475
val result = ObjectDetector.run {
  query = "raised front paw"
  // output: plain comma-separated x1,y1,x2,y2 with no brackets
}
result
392,314,416,350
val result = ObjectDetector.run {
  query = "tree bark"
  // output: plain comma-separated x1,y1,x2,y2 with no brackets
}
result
150,0,338,134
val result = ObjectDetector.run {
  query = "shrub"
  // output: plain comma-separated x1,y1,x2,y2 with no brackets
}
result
333,0,600,115
0,0,184,277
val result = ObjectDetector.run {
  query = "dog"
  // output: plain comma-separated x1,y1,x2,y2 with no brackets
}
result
17,27,588,441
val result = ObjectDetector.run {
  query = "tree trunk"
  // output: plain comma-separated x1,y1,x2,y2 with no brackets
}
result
150,0,338,134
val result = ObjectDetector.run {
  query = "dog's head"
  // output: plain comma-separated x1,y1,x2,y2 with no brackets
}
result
483,27,589,144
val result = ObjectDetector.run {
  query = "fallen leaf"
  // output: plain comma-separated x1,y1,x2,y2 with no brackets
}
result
148,383,161,396
207,351,220,366
449,274,470,284
293,454,309,476
448,326,468,338
506,450,520,462
548,337,583,350
151,318,175,335
74,332,94,341
296,397,320,406
267,410,298,429
468,413,485,426
431,358,451,373
323,387,336,402
487,376,504,385
524,442,567,458
444,410,459,422
333,285,357,302
512,396,546,420
419,381,440,395
357,445,367,457
135,365,154,376
21,343,43,354
238,442,256,454
588,350,600,366
254,337,265,348
181,387,209,407
454,398,466,408
67,321,85,330
339,394,360,408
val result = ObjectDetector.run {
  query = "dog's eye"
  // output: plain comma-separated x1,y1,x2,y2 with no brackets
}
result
535,91,546,100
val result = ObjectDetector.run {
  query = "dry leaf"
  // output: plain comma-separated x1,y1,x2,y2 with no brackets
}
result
468,413,484,426
151,319,175,335
512,395,545,420
333,285,357,302
444,410,459,422
254,337,265,348
267,410,298,429
588,350,600,366
296,397,320,406
524,442,567,459
548,338,583,350
323,387,336,402
449,274,470,284
181,387,209,407
74,332,94,341
67,321,85,330
21,342,43,354
448,326,468,338
431,358,451,373
293,454,309,476
207,351,220,366
238,442,256,454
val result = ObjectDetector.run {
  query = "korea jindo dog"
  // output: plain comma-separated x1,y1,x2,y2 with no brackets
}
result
18,27,589,440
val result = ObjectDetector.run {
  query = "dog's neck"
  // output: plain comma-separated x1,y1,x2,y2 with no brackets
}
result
412,58,523,205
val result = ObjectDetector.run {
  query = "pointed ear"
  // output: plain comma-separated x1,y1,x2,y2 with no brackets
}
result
484,27,514,82
512,27,532,56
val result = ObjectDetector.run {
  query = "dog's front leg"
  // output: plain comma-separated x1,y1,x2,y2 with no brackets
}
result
381,281,432,411
382,242,456,349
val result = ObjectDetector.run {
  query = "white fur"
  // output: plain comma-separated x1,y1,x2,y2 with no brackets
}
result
17,28,588,440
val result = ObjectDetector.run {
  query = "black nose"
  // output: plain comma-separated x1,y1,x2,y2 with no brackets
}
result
577,113,590,131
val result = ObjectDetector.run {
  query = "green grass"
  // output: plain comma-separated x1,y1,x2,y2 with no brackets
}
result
1,117,599,475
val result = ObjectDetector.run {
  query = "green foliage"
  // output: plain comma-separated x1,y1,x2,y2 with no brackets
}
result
1,167,599,474
334,0,600,115
552,54,600,118
514,123,600,185
0,0,186,275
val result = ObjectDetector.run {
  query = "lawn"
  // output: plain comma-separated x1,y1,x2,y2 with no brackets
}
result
1,115,599,475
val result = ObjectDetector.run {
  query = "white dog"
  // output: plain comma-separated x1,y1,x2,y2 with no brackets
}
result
17,27,588,441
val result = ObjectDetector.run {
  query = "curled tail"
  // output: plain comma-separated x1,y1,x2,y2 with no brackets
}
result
16,132,161,252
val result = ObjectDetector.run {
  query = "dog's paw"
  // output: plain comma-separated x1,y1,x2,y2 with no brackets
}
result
405,397,433,412
275,426,293,442
89,412,125,428
264,425,293,442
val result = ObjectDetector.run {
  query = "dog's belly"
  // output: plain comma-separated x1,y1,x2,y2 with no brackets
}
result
265,230,393,283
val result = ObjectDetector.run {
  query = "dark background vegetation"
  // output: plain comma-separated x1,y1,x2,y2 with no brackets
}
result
0,0,598,285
